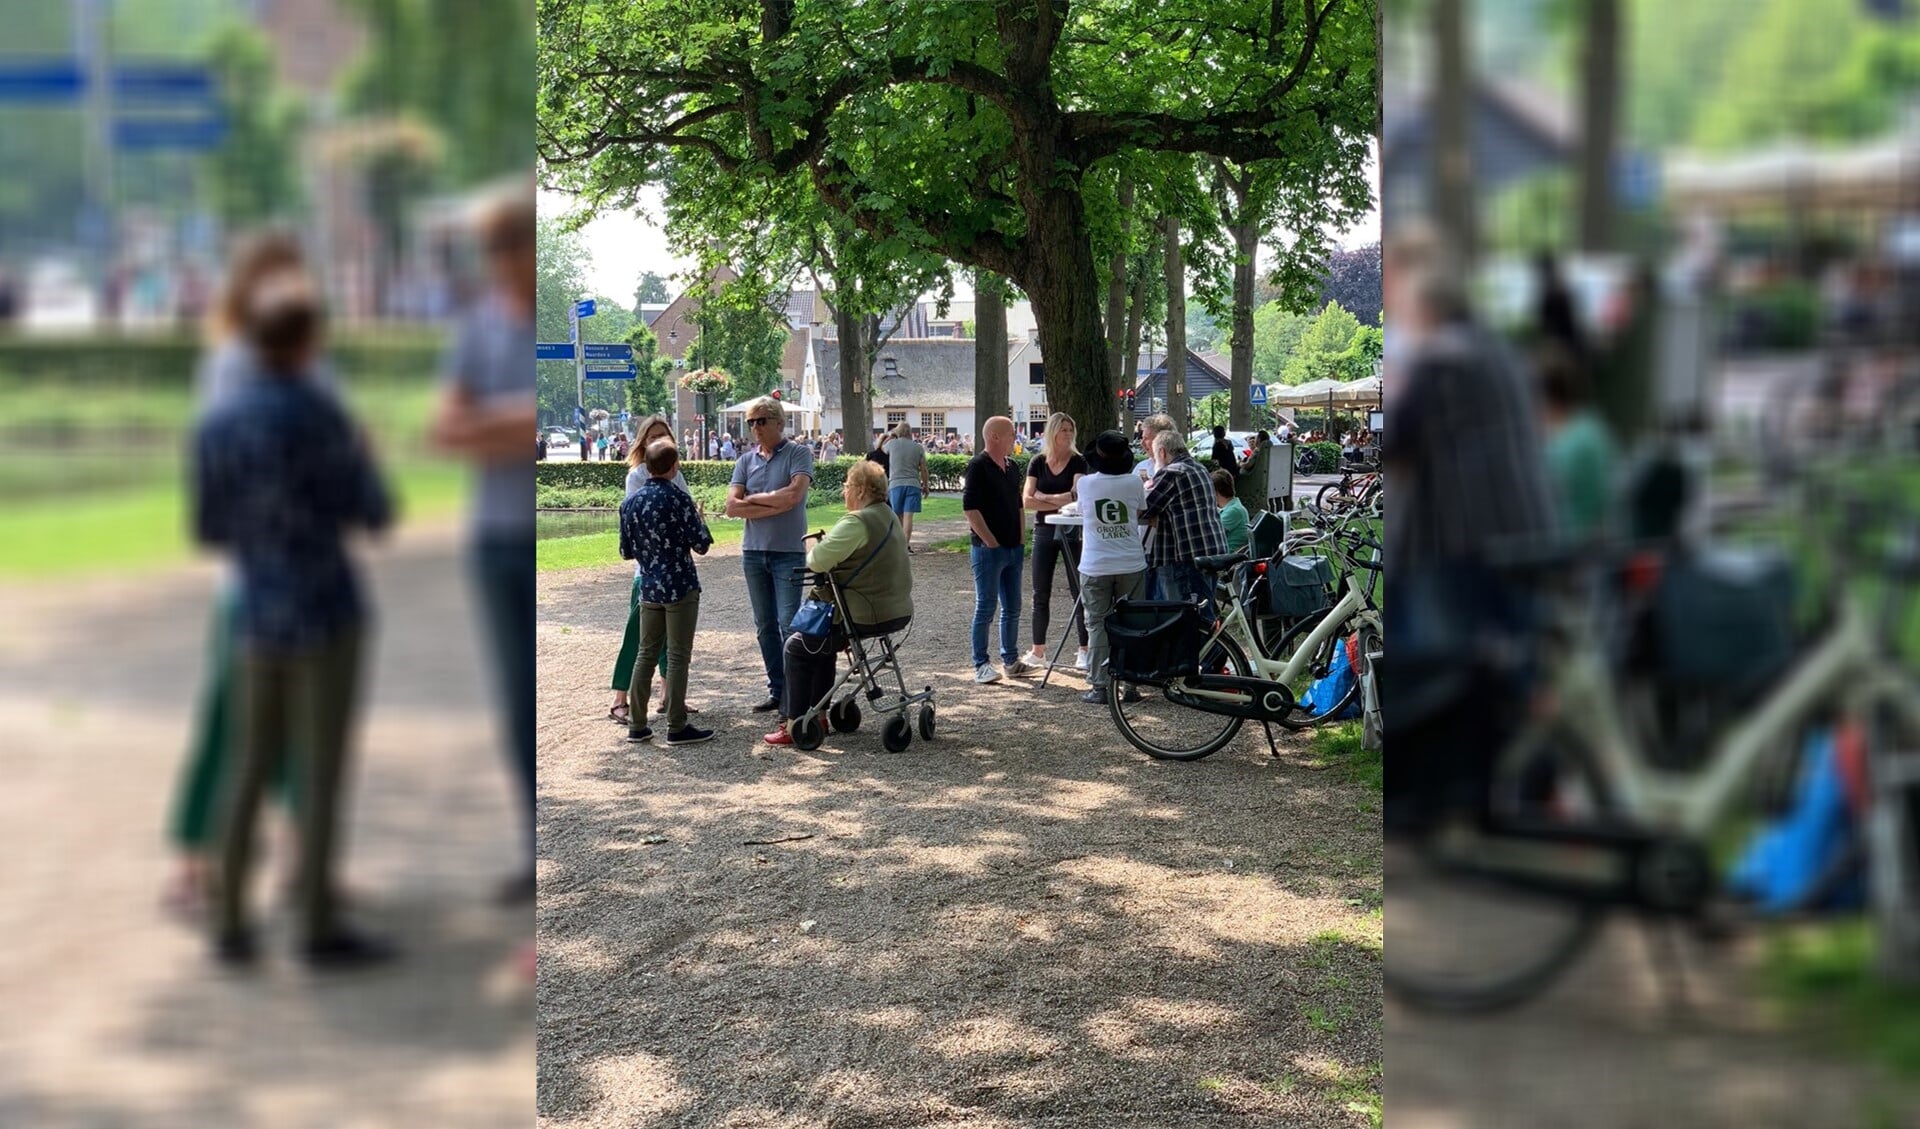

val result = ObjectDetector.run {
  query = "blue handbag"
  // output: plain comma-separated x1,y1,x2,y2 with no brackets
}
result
791,597,835,639
791,520,894,640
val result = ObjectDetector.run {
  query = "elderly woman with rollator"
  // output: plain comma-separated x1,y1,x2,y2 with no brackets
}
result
763,460,913,747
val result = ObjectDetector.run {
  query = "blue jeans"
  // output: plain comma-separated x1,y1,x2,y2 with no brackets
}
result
969,544,1024,668
472,538,535,862
742,550,806,699
1150,561,1218,624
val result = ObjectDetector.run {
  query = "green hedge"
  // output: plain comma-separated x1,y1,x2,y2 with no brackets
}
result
0,330,445,388
537,452,1019,498
1295,441,1346,475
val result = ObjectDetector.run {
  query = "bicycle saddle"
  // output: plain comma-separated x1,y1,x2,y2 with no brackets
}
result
1193,550,1249,574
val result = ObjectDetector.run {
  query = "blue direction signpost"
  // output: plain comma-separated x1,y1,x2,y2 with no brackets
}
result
565,299,597,422
114,114,226,151
585,364,638,381
535,341,575,361
0,56,227,291
582,342,632,362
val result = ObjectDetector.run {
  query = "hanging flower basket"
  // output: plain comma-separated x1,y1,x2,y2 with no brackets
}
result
679,368,734,397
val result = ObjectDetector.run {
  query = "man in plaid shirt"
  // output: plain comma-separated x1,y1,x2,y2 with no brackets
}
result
1141,430,1229,620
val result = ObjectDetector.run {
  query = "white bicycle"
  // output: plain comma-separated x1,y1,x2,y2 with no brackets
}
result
1104,527,1384,761
1386,497,1920,1012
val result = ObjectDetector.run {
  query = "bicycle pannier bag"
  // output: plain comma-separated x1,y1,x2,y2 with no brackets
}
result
1653,545,1794,695
1267,554,1335,618
1105,599,1211,686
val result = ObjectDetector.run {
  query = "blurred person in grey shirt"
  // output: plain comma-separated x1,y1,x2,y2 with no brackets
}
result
429,192,538,902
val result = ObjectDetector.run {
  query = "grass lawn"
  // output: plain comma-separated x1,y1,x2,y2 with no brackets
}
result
0,460,468,580
1307,720,1381,794
538,496,966,571
1762,919,1920,1087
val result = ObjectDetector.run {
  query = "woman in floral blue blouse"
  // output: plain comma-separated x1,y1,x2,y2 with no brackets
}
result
619,439,714,745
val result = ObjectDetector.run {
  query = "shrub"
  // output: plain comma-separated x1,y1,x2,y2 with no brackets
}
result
535,452,1008,506
0,331,444,388
1296,441,1345,474
536,484,621,509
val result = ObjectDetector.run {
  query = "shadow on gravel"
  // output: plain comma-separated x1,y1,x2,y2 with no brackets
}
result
535,551,1383,1128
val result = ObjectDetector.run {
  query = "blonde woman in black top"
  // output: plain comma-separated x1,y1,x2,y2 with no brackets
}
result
1020,411,1090,673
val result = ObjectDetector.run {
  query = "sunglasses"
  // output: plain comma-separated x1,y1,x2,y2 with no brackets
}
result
747,417,773,427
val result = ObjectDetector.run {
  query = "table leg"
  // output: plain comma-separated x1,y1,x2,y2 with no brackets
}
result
1039,549,1085,690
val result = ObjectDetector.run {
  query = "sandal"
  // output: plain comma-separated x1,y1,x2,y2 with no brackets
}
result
160,870,209,926
607,703,631,724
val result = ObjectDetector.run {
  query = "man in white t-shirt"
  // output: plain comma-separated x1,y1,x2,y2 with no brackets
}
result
1077,429,1150,706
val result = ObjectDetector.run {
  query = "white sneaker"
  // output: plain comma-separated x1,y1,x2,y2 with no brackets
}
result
1074,649,1090,671
974,662,1002,684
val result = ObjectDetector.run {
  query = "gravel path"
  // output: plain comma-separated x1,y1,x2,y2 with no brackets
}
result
536,538,1383,1128
0,526,533,1128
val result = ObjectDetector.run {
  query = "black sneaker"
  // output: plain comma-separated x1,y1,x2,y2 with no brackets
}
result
214,929,258,968
303,929,398,971
1120,686,1144,704
750,696,781,713
1081,688,1107,705
666,725,714,746
627,726,654,743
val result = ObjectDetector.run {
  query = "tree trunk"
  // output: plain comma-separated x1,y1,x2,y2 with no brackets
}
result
1433,0,1476,264
833,301,870,454
973,269,1010,452
1229,217,1258,429
1026,190,1117,443
1122,265,1146,434
1104,177,1134,399
1578,0,1619,253
1163,215,1188,431
1374,0,1384,142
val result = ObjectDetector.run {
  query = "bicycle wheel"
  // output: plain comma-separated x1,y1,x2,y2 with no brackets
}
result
1273,611,1365,730
1384,727,1611,1013
1315,483,1356,512
1109,632,1251,761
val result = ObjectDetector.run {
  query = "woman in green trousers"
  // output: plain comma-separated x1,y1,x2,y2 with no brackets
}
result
607,416,703,724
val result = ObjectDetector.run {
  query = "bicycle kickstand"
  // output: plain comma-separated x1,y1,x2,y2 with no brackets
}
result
1260,719,1281,759
1640,918,1694,1021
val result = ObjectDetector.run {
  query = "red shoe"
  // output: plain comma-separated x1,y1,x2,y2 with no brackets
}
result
763,724,793,746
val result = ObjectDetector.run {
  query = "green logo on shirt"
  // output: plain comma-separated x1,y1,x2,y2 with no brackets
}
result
1095,498,1128,524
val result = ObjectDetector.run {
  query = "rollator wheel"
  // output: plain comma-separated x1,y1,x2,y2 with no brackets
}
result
917,705,936,741
793,715,826,751
881,715,913,753
829,697,862,733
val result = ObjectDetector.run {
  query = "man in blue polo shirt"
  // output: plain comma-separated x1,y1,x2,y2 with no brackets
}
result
726,396,815,712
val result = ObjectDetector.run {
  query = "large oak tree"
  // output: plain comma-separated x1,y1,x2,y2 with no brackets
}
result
538,0,1374,436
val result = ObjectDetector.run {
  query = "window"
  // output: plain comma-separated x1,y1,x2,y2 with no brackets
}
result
1028,362,1045,386
880,357,901,379
919,412,944,431
886,410,908,429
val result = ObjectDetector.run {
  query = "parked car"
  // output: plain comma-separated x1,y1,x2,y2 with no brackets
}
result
546,429,574,450
1186,428,1259,467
